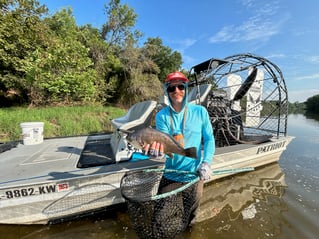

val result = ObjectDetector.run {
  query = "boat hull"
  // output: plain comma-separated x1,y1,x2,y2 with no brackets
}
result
209,136,294,181
0,135,294,225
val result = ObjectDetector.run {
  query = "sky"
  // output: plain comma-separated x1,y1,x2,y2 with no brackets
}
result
38,0,319,103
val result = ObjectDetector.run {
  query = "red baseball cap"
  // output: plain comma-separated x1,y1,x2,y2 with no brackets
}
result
165,71,189,83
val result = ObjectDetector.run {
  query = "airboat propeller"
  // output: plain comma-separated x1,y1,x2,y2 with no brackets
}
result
232,67,258,102
188,53,289,146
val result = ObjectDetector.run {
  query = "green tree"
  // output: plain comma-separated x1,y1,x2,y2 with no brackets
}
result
24,8,97,105
100,0,154,106
305,94,319,114
101,0,142,53
142,37,183,81
0,0,185,107
0,0,48,106
117,37,163,106
79,25,109,102
288,101,305,114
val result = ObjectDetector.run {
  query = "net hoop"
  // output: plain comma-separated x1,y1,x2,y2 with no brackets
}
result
120,168,200,202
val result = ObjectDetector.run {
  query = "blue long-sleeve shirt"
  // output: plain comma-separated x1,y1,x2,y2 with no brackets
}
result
156,103,215,175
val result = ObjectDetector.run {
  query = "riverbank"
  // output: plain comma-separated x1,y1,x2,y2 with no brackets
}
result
0,105,126,142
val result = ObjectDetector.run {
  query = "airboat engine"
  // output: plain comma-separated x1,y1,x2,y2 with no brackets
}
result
207,90,243,147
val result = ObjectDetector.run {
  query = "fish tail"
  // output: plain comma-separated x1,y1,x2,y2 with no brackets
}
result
184,147,198,159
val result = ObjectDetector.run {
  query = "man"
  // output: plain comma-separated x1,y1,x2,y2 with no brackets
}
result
146,71,215,226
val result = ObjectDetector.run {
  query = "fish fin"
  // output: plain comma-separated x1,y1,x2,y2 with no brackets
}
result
184,147,198,159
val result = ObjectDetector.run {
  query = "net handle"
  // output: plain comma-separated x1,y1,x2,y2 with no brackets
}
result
143,168,200,201
152,177,199,201
143,168,199,175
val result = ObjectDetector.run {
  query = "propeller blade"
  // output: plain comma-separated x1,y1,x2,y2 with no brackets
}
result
232,67,258,101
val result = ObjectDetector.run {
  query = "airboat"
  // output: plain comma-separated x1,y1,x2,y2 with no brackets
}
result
0,53,294,224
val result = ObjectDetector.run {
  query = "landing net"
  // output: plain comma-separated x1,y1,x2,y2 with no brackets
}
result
120,169,200,239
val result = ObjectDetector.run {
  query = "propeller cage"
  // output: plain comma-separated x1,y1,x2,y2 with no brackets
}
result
188,53,289,147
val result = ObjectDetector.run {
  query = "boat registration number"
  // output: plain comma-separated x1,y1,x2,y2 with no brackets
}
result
0,182,69,200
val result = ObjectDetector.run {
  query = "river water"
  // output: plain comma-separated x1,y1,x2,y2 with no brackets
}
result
1,114,318,239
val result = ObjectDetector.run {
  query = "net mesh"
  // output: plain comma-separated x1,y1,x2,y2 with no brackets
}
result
120,169,200,239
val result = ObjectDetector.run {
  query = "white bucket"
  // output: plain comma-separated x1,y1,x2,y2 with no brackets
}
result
20,122,44,145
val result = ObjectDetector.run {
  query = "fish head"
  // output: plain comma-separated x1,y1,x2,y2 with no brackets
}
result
125,132,135,143
126,131,143,149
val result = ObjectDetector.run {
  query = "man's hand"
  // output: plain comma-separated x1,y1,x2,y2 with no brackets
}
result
142,141,165,159
198,162,212,180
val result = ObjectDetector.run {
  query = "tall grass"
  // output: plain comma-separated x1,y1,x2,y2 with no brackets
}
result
0,105,126,142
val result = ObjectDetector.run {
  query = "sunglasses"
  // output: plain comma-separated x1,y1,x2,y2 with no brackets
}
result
167,84,185,93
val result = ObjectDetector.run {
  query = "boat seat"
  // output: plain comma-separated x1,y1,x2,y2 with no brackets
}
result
111,100,157,131
111,100,157,162
188,84,212,105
